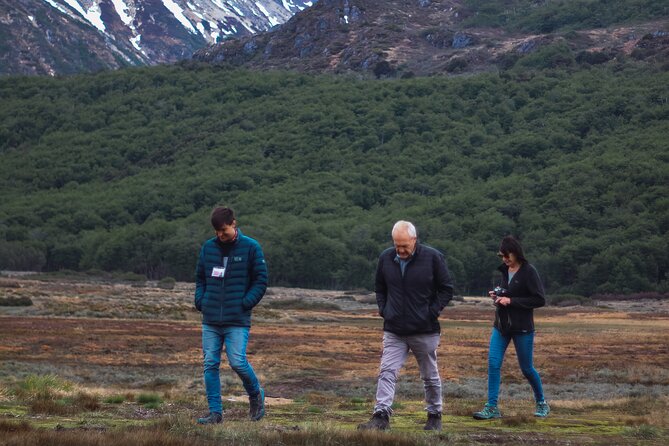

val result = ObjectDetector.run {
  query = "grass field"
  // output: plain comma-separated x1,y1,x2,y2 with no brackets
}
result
1,275,668,445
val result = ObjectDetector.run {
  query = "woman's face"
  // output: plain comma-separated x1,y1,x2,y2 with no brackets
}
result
498,251,519,268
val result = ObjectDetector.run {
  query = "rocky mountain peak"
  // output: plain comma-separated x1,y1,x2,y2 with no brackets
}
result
0,0,313,75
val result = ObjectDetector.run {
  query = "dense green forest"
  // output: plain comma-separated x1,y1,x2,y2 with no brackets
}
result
0,53,668,296
462,0,669,32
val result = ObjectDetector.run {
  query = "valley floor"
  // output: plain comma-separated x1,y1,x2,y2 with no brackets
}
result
1,276,668,445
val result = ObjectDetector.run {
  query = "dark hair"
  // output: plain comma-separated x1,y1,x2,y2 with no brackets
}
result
210,207,235,230
499,236,527,264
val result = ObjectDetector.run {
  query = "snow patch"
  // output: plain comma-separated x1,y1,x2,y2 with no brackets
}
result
211,0,230,14
162,0,197,34
130,34,142,51
255,2,279,27
281,0,308,11
63,0,106,32
42,0,76,18
227,1,245,17
111,0,133,26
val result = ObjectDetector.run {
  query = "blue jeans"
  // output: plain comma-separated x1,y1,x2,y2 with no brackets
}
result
487,327,545,406
202,324,260,414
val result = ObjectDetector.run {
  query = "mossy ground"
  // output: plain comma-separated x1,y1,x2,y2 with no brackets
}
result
1,395,667,445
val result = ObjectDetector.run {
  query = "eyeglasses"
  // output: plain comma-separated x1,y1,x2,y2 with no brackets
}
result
497,252,510,259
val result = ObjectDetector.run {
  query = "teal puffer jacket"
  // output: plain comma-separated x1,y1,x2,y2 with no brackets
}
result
194,230,268,326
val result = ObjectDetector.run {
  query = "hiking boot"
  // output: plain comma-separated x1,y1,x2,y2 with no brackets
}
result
423,412,442,431
249,387,265,421
197,412,222,425
357,410,390,430
534,400,550,418
473,403,501,420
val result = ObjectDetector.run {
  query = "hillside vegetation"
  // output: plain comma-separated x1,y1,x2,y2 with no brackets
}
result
461,0,669,32
0,57,668,295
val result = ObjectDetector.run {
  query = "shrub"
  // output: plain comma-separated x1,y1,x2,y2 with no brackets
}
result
137,392,163,407
592,292,669,301
117,272,147,283
29,397,71,415
104,395,125,404
0,420,32,432
157,276,176,289
72,392,101,411
14,374,72,400
446,57,468,73
548,294,592,306
502,414,536,426
264,299,340,311
29,392,100,415
624,424,660,439
0,280,21,288
0,296,33,306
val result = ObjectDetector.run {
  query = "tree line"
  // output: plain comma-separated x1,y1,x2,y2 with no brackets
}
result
0,56,667,296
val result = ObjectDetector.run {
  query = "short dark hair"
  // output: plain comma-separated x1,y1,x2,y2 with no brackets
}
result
210,207,235,230
499,235,527,264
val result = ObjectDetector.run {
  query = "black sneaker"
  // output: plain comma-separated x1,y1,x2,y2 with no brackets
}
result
249,387,265,421
424,412,442,431
357,410,390,431
197,412,222,425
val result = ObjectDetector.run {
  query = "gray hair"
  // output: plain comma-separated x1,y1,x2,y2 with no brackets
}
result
392,220,417,238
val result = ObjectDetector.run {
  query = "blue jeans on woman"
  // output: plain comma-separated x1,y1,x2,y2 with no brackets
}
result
202,324,260,414
487,327,545,406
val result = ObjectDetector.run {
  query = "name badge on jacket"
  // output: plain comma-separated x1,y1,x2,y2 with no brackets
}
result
212,267,226,278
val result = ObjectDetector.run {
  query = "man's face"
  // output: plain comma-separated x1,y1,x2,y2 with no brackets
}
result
215,221,236,243
393,231,416,260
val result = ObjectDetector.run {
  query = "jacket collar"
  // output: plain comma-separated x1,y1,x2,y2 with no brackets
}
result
392,243,422,262
497,261,526,273
216,228,242,247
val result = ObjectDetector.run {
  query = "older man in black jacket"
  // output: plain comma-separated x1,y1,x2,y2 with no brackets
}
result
358,220,454,431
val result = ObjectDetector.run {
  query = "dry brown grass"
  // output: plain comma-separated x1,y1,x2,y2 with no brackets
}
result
1,303,669,399
0,277,668,444
0,420,32,433
0,430,210,446
28,391,101,416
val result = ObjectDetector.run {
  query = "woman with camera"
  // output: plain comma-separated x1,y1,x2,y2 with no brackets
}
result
473,235,550,420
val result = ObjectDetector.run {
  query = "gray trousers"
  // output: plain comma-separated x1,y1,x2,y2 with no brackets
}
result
373,331,442,414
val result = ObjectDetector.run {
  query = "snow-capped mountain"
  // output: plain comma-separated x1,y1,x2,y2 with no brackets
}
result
0,0,314,75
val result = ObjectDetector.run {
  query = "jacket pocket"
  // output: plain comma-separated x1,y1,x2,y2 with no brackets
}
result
429,300,441,318
383,301,398,322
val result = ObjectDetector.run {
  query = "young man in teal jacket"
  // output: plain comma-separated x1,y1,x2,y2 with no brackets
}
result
194,206,268,424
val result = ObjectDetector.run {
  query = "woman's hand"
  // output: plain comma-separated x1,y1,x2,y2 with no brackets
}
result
494,296,511,306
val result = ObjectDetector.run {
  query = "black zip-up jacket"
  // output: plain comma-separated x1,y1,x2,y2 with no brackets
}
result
494,262,545,335
375,244,454,335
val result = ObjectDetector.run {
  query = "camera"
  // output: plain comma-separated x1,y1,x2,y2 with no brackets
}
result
493,286,508,297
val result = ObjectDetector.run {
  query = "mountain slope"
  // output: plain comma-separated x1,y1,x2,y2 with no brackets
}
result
0,0,313,75
193,0,669,76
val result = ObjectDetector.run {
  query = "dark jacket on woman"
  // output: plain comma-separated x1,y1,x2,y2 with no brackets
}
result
494,262,545,335
194,229,268,327
375,244,454,336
